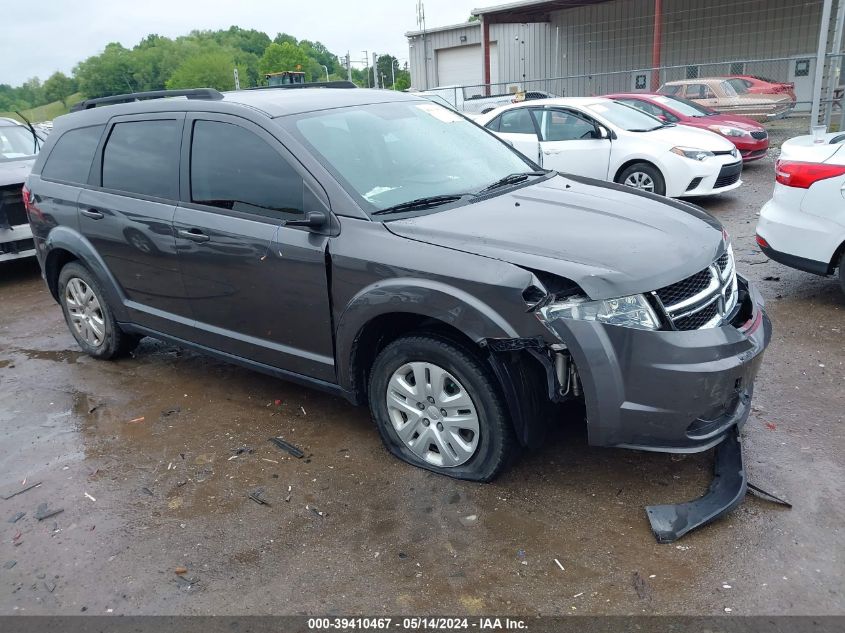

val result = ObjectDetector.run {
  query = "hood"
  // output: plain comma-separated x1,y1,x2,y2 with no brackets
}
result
635,124,737,151
385,175,725,300
0,158,35,188
779,134,845,163
700,113,763,130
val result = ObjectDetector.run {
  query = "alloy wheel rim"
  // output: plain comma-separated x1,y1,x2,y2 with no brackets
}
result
624,171,655,192
65,278,105,348
385,361,480,468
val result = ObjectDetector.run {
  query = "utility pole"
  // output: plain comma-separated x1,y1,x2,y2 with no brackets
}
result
321,65,329,82
417,0,428,90
233,67,240,90
346,52,352,82
391,60,396,89
373,52,380,89
362,50,370,88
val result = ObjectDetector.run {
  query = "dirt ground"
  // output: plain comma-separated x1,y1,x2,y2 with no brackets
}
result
0,154,843,616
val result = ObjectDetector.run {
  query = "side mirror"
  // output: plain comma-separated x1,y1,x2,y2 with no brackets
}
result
597,125,611,139
285,211,327,229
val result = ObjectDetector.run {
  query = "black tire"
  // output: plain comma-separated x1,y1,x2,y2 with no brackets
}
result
616,162,667,196
839,251,845,295
58,262,140,359
368,334,514,482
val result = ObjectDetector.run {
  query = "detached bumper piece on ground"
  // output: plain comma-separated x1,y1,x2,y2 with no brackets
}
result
646,428,746,543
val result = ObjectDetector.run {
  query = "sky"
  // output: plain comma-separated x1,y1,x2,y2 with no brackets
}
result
1,0,483,87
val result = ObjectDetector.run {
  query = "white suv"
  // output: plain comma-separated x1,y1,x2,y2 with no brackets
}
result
756,132,845,294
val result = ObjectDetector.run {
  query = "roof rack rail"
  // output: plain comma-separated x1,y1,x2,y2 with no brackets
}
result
244,80,358,92
70,88,225,112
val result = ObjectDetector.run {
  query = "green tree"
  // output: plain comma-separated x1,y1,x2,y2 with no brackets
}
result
74,43,136,97
259,42,309,79
165,51,244,92
273,33,298,47
376,54,399,88
43,72,75,106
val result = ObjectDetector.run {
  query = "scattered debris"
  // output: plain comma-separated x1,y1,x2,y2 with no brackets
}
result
284,485,292,503
231,446,254,456
161,407,181,417
573,592,584,598
34,503,63,521
675,545,690,551
300,406,307,416
3,561,16,570
227,455,239,461
2,481,42,500
174,566,188,575
722,584,732,589
44,581,56,593
261,458,279,464
554,558,565,572
140,487,154,497
747,483,793,508
632,571,652,600
274,399,282,406
127,417,145,424
724,607,733,613
398,552,408,559
269,437,304,458
763,276,780,281
306,504,324,518
248,488,270,506
84,492,96,502
7,512,25,524
765,422,777,431
458,514,477,527
517,549,525,559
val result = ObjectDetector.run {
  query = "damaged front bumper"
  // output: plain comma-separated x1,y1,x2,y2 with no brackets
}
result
645,426,746,543
550,275,771,452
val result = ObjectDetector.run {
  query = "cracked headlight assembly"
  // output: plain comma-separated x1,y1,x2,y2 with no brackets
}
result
538,294,661,331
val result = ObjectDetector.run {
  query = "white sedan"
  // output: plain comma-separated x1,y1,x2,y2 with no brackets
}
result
476,97,742,197
756,131,845,293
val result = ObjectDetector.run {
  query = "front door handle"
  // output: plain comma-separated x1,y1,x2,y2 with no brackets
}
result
80,208,104,220
177,228,210,243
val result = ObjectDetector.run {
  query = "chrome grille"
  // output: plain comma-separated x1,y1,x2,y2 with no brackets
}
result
653,248,738,330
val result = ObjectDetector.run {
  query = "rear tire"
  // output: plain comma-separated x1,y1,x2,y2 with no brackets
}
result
839,251,845,295
368,334,514,482
58,262,140,359
616,162,666,196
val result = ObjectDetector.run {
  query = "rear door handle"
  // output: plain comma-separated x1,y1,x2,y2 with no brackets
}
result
177,228,210,243
80,208,104,220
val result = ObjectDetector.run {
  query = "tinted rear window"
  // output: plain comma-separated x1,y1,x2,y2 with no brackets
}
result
102,120,180,199
41,125,104,184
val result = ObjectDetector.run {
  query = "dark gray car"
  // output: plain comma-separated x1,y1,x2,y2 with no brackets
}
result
25,87,771,540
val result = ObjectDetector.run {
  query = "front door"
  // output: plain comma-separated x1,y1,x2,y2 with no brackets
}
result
78,113,194,338
173,114,335,382
534,108,611,179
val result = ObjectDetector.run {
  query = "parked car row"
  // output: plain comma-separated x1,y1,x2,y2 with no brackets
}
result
0,117,42,262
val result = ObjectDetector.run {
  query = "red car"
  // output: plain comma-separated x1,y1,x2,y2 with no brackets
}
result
606,92,770,162
726,75,797,103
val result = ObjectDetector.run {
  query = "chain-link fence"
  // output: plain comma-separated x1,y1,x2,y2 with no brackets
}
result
412,0,845,139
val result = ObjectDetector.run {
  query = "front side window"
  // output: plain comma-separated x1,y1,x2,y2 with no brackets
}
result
538,109,597,141
289,101,532,213
41,125,104,182
725,78,749,94
617,99,678,122
102,120,180,199
653,95,714,117
498,108,537,135
190,120,303,217
0,125,40,161
583,101,664,132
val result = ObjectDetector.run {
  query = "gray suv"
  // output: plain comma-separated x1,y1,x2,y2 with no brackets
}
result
25,87,771,540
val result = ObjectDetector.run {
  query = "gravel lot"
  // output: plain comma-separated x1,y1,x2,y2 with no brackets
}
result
0,154,843,615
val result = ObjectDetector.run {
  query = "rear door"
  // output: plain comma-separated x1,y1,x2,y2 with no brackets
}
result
173,113,335,381
487,108,541,163
534,108,611,179
77,114,194,338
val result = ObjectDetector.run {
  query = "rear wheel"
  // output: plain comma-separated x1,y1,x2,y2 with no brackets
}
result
58,262,140,359
617,162,666,196
368,334,514,481
839,251,845,295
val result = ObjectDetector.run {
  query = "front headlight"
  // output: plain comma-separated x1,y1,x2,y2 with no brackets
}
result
538,294,661,331
708,124,750,138
670,146,715,161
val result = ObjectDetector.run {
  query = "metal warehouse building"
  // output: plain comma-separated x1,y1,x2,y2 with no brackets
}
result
406,0,826,109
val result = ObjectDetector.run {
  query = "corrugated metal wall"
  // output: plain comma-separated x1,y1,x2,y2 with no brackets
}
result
408,0,824,93
407,23,482,90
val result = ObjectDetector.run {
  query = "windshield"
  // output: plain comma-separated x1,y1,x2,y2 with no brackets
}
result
583,100,665,131
720,81,740,97
289,101,533,214
653,94,715,117
419,94,457,110
0,125,40,161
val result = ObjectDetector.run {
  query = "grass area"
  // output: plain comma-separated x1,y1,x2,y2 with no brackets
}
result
0,92,83,123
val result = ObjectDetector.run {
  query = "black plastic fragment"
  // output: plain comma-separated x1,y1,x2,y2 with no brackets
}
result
2,481,42,500
34,503,64,521
269,437,304,458
747,482,792,508
646,428,747,543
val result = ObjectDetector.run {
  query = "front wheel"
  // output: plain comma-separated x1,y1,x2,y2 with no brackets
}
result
368,335,514,481
58,262,140,359
616,162,666,196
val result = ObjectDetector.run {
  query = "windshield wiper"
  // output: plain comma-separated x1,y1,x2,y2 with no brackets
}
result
371,194,469,216
476,170,548,195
